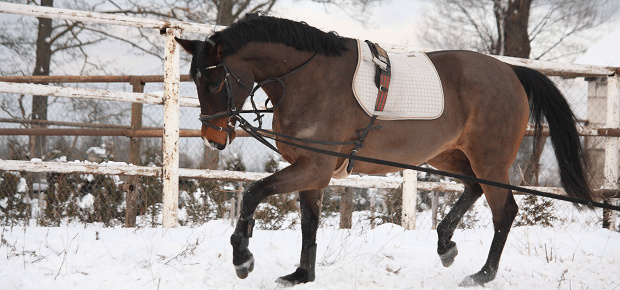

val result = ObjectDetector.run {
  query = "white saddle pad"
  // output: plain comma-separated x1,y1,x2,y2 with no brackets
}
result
352,40,444,120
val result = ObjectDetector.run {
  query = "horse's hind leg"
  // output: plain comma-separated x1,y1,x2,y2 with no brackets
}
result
459,170,518,287
276,189,323,286
429,150,483,267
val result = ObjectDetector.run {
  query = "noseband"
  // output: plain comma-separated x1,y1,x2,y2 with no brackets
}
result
198,52,318,133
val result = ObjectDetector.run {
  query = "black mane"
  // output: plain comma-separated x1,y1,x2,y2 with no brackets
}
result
211,13,349,57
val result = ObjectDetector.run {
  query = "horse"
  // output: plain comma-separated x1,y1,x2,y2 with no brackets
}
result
175,13,593,287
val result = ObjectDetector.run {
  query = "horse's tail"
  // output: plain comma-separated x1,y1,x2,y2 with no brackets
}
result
511,65,594,202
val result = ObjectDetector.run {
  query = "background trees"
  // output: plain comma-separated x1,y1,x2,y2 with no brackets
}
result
420,0,618,60
419,0,618,187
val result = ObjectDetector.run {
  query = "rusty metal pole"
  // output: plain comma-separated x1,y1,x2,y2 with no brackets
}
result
162,28,181,228
125,77,144,228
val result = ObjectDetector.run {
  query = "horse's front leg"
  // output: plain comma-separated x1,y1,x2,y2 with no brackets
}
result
276,189,323,286
229,159,333,280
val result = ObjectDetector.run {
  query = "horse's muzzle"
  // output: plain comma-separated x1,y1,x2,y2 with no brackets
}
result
201,117,236,150
209,140,226,150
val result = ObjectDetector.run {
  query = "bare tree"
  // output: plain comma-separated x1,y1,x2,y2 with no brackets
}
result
105,0,382,25
420,0,618,60
1,0,110,160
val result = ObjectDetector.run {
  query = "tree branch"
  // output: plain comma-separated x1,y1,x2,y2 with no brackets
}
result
81,26,164,60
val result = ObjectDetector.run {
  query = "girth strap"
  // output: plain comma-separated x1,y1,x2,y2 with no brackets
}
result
365,40,391,111
346,115,382,173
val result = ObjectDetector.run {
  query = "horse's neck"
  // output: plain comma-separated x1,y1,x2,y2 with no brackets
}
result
241,43,312,81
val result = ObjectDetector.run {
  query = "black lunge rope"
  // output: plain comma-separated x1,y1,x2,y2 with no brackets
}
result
238,122,620,212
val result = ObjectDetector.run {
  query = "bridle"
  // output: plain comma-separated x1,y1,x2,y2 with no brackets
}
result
198,51,318,133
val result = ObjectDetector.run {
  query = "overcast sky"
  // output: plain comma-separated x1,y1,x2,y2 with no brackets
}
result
272,0,427,48
1,0,618,75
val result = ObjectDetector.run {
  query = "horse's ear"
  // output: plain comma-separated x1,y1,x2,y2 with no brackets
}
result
213,43,224,62
204,41,224,62
175,37,199,55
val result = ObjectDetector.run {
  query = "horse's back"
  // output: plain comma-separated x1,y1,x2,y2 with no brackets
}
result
427,50,529,123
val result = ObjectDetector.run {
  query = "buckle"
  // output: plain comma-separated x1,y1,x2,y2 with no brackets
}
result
372,56,388,70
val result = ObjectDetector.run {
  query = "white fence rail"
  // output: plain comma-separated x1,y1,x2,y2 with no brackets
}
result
0,3,215,34
1,3,619,229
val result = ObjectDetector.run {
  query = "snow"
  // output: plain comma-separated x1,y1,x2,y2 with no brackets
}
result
1,218,618,289
85,146,107,156
574,25,620,67
17,178,27,193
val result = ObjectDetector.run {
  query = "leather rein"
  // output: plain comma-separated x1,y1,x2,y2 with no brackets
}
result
195,49,619,212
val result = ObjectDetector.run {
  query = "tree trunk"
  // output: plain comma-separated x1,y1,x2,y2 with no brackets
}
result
493,0,532,58
493,0,542,188
202,148,220,170
125,80,144,228
216,0,236,25
31,0,54,159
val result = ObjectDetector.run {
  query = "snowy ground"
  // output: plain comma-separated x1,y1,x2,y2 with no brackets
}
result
1,217,619,290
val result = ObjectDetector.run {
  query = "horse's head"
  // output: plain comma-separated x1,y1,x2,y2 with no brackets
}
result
176,37,250,150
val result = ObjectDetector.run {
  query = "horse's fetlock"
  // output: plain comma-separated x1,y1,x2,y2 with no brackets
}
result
234,217,255,238
299,243,317,280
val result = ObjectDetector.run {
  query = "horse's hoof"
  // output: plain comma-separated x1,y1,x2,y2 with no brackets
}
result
439,243,458,267
458,276,479,287
234,256,254,279
275,277,295,288
458,269,496,287
275,268,312,287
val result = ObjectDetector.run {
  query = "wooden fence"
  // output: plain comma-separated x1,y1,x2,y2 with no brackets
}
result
0,3,619,229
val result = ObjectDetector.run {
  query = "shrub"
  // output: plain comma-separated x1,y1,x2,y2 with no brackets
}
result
376,187,403,226
0,172,30,226
514,195,556,227
255,194,298,230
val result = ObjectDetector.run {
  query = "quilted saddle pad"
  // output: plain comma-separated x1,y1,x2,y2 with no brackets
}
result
352,40,444,120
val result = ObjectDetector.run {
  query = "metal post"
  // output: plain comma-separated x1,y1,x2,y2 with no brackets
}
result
236,185,243,220
402,169,417,230
125,78,144,228
370,194,376,229
604,74,620,230
230,196,236,227
431,192,438,229
162,28,181,228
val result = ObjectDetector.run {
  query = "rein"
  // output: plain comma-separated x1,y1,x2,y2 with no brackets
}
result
239,121,620,211
196,49,619,212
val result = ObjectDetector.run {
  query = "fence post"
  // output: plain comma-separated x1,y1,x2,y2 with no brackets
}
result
340,186,353,229
162,28,181,228
402,169,417,230
604,74,620,230
125,77,144,228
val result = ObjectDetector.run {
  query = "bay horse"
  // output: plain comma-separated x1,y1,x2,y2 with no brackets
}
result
175,13,593,287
